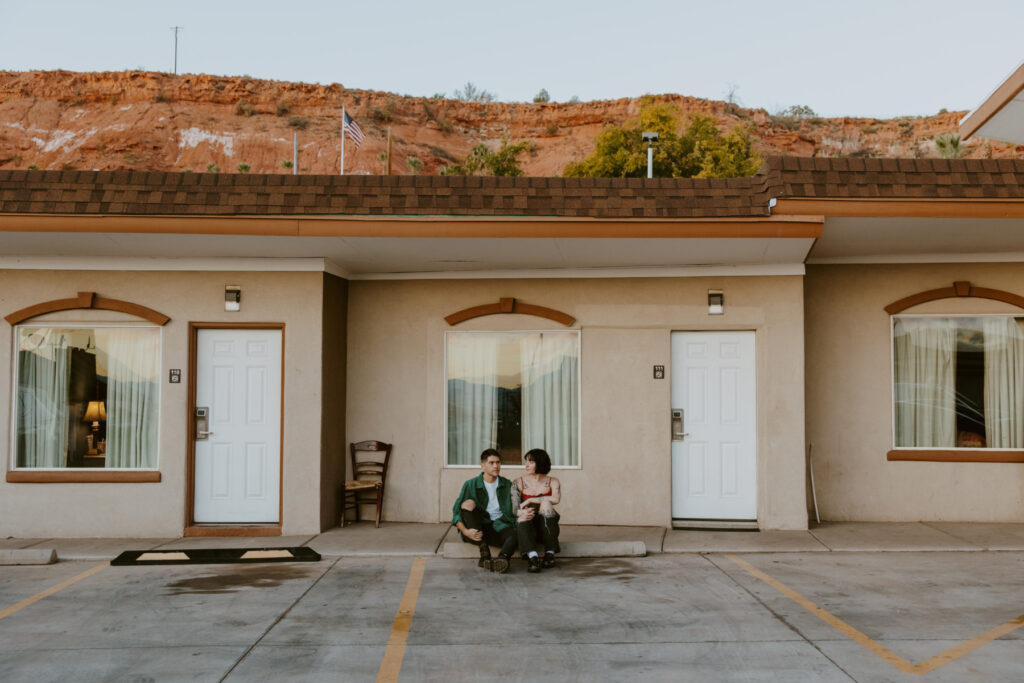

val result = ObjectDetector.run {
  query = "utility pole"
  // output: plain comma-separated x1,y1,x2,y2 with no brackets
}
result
170,26,183,75
386,126,393,175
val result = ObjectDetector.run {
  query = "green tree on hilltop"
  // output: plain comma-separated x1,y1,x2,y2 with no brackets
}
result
563,100,762,178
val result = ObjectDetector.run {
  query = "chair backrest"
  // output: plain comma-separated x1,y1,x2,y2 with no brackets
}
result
349,440,393,486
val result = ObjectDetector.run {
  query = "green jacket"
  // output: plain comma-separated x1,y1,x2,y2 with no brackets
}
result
451,474,515,532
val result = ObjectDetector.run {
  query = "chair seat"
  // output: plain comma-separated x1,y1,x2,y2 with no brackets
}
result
345,480,381,492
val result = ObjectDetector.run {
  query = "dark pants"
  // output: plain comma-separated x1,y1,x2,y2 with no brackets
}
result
459,506,518,557
517,511,561,556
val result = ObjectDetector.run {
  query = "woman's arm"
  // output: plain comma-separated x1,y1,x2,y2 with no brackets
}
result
547,477,561,505
511,477,522,510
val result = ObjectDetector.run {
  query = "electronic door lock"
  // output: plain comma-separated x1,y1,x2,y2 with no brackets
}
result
671,409,687,441
195,406,211,441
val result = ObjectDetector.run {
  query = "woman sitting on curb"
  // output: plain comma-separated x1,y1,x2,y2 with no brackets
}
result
512,448,562,573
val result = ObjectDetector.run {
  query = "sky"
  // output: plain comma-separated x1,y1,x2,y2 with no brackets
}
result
1,0,1021,119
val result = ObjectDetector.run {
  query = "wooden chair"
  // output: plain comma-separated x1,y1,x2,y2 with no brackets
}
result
341,440,393,528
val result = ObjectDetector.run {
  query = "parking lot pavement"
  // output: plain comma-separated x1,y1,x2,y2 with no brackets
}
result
0,552,1021,681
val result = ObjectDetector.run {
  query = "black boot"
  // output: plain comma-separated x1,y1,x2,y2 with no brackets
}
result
491,553,511,574
542,552,556,569
527,555,542,573
477,544,492,569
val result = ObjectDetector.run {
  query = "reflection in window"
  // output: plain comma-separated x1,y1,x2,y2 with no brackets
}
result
15,326,160,469
894,316,1024,449
447,332,579,466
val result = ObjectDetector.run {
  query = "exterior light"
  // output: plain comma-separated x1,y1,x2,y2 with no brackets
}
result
708,290,724,315
225,285,241,312
642,131,659,179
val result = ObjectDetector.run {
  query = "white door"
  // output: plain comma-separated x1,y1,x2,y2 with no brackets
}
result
194,329,282,523
671,331,757,520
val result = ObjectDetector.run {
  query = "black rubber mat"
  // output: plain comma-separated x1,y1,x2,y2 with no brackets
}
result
111,546,322,566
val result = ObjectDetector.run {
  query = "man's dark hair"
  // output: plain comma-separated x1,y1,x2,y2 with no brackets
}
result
524,448,552,474
480,448,501,462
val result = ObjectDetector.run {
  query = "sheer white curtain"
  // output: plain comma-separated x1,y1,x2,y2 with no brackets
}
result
97,328,159,468
521,332,578,466
983,318,1024,449
447,334,499,465
16,330,70,468
894,318,957,447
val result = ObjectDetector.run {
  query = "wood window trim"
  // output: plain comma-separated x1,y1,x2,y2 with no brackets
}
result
185,322,286,533
5,291,170,326
445,298,575,326
887,450,1024,463
885,281,1024,314
6,470,161,483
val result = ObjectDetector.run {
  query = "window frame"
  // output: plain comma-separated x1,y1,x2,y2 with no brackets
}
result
9,321,164,474
443,329,582,470
889,313,1024,462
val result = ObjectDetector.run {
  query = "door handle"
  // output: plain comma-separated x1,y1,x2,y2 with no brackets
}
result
195,406,212,441
671,410,687,441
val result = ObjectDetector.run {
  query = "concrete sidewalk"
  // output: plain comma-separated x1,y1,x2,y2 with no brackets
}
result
3,521,1024,563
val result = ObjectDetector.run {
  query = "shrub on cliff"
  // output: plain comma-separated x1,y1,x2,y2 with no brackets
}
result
441,136,529,176
934,133,966,159
453,82,496,103
563,100,762,178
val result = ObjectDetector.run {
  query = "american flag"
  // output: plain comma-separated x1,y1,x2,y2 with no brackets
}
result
343,110,365,149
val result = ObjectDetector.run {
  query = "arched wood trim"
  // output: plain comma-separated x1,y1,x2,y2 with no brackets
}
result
445,298,575,326
884,281,1024,314
5,291,171,326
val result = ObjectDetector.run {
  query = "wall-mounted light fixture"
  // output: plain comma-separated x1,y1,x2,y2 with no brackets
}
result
708,289,724,315
225,285,241,312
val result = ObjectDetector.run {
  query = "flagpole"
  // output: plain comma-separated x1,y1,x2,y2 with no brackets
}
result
341,106,346,175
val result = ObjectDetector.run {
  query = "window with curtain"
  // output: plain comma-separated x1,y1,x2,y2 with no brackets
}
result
446,331,579,467
893,316,1024,449
14,325,160,469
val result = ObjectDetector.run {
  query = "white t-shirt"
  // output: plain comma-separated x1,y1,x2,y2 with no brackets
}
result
483,478,502,521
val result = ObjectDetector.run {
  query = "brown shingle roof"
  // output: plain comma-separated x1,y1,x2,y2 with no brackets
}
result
0,170,768,219
763,156,1024,201
1,157,1022,219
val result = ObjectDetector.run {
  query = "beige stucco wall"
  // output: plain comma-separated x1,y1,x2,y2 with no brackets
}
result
347,275,807,530
0,269,326,538
805,263,1024,522
320,274,348,530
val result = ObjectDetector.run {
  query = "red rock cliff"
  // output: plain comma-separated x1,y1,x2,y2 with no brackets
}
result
0,70,1017,176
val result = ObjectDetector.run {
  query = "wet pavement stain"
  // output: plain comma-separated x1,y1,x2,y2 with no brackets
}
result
556,558,645,582
164,565,318,595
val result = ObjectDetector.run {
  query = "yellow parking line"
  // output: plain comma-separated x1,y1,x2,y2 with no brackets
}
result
376,557,427,683
724,554,1024,675
0,561,109,621
724,554,918,673
913,613,1024,674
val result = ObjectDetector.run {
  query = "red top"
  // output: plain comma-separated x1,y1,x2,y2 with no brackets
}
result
519,477,551,499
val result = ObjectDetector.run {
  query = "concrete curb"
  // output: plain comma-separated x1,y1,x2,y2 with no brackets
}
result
0,548,56,565
443,540,646,559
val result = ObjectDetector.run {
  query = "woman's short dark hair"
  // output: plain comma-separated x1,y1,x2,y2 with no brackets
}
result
480,448,501,462
524,448,551,474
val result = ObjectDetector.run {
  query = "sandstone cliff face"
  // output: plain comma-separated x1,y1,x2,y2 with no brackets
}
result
0,70,1017,176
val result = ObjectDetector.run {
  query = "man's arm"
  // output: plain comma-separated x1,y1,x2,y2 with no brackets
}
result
451,480,471,527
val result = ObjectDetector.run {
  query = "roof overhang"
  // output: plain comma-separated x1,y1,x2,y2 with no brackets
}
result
959,61,1024,145
0,213,820,279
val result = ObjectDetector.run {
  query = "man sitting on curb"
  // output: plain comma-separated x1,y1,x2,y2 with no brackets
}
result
452,448,518,573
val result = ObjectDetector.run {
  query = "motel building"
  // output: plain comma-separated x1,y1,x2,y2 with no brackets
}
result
1,150,1023,538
